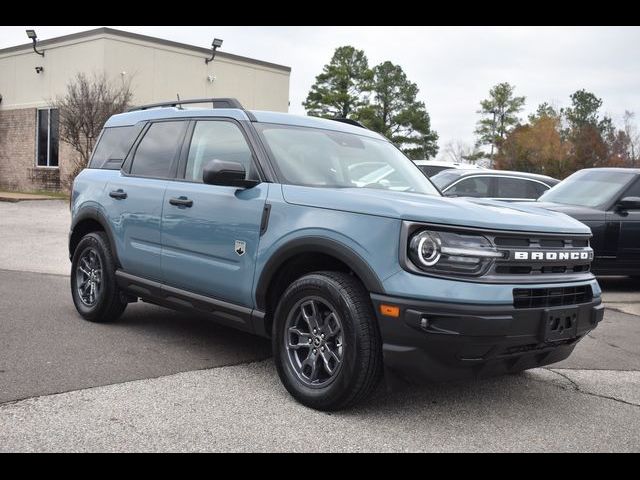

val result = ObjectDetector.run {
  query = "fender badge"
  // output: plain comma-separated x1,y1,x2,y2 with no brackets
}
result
235,240,246,256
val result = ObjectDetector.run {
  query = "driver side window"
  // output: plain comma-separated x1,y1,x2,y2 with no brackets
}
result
622,178,640,198
185,121,256,182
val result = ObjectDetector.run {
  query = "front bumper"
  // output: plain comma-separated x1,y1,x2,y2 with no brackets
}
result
371,293,604,383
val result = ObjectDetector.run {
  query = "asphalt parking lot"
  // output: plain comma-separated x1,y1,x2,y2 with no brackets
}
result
0,200,639,452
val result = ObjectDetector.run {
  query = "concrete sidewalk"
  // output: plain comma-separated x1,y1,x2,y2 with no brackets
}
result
0,200,70,275
0,191,65,202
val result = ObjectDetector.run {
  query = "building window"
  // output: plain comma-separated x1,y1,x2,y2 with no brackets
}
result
36,108,59,167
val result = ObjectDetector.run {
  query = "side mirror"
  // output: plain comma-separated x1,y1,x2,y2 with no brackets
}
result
202,159,259,188
617,196,640,211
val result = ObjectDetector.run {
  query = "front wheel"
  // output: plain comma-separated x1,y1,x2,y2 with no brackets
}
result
70,231,127,323
273,271,382,411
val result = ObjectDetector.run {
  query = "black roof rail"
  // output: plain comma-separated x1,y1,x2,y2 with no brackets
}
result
330,117,368,129
127,97,244,112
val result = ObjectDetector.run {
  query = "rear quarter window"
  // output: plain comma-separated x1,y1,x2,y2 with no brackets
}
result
496,177,548,199
89,124,143,169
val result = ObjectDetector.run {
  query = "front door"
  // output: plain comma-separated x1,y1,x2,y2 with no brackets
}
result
161,119,268,308
609,178,640,272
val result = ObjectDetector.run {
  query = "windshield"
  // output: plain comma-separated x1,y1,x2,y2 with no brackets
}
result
256,123,440,195
430,170,463,190
538,169,636,207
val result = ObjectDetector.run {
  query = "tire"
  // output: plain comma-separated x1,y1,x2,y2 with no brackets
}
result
70,231,127,323
273,271,382,411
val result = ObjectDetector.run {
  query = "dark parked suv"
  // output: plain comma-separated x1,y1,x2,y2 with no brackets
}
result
69,98,603,410
533,168,640,277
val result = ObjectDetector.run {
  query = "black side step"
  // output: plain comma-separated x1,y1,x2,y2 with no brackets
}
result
115,270,265,334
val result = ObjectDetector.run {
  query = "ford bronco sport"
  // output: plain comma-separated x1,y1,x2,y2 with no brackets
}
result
69,98,603,410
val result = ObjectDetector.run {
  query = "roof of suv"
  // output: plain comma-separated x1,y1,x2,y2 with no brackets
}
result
105,107,387,141
572,167,640,174
434,168,560,185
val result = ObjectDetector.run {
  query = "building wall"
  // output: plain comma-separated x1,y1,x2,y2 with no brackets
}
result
0,107,87,192
0,36,106,110
0,29,291,192
102,35,290,111
0,32,290,112
0,108,37,191
0,108,78,192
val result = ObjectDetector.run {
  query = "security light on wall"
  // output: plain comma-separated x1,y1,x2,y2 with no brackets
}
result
26,29,45,57
205,38,223,64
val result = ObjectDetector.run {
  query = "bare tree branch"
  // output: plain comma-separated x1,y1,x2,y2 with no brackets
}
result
50,73,132,183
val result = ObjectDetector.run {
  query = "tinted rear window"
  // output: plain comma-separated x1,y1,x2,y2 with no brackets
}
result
89,125,143,169
496,177,548,199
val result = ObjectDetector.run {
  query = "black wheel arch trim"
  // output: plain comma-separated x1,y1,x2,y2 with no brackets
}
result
69,207,121,267
254,236,385,312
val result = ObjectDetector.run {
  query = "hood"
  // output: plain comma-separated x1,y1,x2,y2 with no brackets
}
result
282,186,592,235
526,202,606,222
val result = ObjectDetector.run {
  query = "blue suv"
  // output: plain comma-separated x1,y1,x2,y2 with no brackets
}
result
69,98,603,410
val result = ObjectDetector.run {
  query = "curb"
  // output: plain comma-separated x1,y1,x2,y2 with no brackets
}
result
0,195,65,202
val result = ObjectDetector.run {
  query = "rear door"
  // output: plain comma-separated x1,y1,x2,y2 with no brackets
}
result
161,119,268,308
106,120,188,281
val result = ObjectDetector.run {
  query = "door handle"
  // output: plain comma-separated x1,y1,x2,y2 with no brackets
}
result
109,189,127,200
169,196,193,208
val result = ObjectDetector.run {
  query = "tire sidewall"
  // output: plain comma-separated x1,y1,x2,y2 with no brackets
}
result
70,232,117,321
273,274,364,408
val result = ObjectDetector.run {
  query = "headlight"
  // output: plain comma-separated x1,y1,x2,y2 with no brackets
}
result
408,229,504,276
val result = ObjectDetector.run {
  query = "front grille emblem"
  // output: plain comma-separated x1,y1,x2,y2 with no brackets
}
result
512,251,592,261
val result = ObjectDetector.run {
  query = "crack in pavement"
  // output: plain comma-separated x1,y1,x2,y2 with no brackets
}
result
586,332,640,358
550,367,640,372
604,303,640,318
544,368,640,408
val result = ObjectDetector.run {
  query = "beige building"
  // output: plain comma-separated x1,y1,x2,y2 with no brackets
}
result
0,27,291,191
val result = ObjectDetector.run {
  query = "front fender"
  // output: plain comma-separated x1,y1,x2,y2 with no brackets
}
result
254,234,385,311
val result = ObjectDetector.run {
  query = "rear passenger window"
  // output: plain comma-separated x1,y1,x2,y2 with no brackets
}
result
89,124,143,169
184,121,256,182
130,122,186,178
528,181,549,198
497,177,547,199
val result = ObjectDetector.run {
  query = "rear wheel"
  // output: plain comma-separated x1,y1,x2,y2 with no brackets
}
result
70,231,127,323
273,271,382,411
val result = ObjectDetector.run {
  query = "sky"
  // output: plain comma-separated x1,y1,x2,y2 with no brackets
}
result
2,26,640,159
